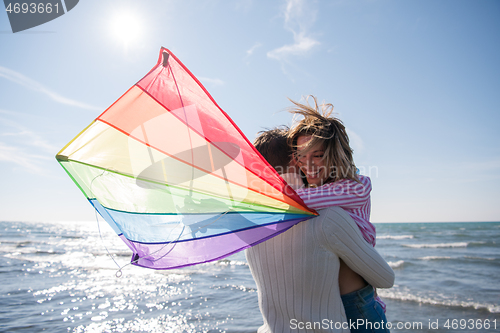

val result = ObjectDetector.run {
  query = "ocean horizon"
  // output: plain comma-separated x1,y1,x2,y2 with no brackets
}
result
1,220,499,332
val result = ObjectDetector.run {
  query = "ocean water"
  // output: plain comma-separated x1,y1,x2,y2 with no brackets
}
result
0,220,499,333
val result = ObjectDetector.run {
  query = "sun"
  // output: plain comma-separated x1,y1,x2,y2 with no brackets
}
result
109,10,143,47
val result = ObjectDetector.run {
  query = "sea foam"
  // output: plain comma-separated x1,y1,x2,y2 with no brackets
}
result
388,260,405,269
377,235,414,240
378,289,500,313
403,242,468,248
418,256,451,260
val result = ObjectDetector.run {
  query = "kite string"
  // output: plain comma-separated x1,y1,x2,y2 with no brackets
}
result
146,209,234,263
88,168,127,277
122,208,233,266
94,207,125,277
88,167,182,276
89,168,235,275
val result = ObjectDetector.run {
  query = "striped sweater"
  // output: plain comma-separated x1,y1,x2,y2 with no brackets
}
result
295,175,376,246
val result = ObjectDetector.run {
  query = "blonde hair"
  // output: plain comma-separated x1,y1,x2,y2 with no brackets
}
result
287,96,358,183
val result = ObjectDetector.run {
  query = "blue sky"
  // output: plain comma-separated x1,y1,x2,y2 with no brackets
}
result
1,0,499,223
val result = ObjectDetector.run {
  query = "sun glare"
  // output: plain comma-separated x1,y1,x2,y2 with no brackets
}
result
109,10,143,47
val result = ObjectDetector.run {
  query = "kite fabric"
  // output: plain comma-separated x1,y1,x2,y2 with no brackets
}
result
56,47,317,270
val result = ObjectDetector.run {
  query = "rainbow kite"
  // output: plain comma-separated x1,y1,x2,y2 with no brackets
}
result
56,48,317,270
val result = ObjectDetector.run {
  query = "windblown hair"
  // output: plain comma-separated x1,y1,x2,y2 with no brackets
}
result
287,96,358,183
253,126,293,175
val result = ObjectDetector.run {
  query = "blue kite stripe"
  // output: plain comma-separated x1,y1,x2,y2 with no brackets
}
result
90,198,312,244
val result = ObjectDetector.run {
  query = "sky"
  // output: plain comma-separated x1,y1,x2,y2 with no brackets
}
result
0,0,499,223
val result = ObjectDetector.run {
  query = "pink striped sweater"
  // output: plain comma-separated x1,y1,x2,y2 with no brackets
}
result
294,174,387,311
295,175,376,246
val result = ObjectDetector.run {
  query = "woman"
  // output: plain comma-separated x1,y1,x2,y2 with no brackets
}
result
246,97,393,332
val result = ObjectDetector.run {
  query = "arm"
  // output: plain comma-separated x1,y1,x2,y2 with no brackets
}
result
316,206,395,289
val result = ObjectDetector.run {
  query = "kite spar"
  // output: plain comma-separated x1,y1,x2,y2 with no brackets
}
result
56,48,317,270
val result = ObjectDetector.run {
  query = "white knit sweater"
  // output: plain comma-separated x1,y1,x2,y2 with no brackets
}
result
245,207,395,333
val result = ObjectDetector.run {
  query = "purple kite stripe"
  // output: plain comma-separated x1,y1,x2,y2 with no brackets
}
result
121,217,309,269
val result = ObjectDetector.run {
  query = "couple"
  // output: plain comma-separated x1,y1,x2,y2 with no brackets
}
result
245,96,395,333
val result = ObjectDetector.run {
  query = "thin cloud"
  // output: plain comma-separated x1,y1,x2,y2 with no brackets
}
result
267,32,319,60
244,42,263,65
2,129,58,154
246,42,263,57
267,0,320,64
199,77,225,87
0,141,48,174
0,66,102,111
1,117,58,153
0,109,18,116
0,118,58,174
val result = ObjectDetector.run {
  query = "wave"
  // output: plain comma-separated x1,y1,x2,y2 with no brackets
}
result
403,241,488,248
378,289,500,313
377,235,414,240
35,250,66,255
388,260,405,269
216,259,248,266
418,255,497,262
211,283,256,293
59,235,84,239
90,251,131,258
15,241,33,248
464,256,497,261
418,256,452,260
403,242,468,248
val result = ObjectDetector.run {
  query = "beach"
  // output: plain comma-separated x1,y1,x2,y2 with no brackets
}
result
1,220,499,332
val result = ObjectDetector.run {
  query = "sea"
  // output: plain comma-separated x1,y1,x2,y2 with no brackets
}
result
0,220,499,333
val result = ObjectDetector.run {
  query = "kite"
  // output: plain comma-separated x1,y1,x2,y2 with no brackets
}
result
56,47,317,270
